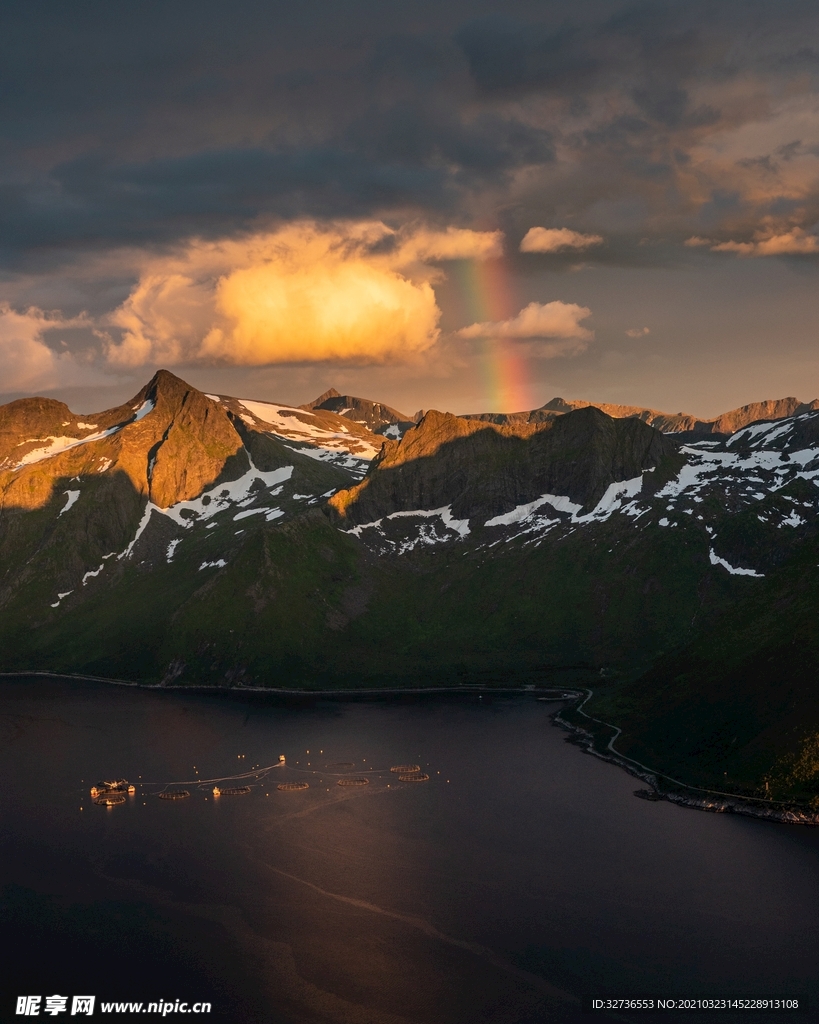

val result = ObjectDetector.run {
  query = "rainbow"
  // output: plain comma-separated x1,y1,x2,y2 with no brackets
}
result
451,257,533,413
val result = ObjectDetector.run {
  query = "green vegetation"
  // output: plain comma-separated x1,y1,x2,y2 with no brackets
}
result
592,533,819,804
1,503,740,694
3,370,819,810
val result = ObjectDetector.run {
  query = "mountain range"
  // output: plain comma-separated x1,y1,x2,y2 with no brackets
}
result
2,369,819,811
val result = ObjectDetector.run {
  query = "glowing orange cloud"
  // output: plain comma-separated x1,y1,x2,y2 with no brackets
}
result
106,221,503,367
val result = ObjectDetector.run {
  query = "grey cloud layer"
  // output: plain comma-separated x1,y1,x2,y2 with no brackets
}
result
1,0,818,272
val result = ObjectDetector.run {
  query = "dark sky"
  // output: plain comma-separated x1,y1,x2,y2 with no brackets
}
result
2,0,818,416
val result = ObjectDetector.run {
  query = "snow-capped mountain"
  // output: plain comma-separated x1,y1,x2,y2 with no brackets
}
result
331,406,819,578
302,387,416,439
3,369,819,806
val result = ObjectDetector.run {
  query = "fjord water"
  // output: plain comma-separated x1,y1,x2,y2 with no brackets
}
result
2,681,818,1024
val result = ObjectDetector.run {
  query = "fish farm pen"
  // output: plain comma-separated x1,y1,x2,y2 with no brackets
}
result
85,753,436,809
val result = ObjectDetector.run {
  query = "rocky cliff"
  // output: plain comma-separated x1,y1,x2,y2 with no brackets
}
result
328,405,680,525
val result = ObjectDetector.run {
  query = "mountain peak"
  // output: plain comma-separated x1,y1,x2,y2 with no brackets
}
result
302,389,411,433
304,387,342,409
137,368,199,403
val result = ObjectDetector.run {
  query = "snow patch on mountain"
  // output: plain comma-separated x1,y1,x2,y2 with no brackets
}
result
156,462,293,524
236,399,380,477
58,489,80,516
346,506,471,552
234,506,277,521
7,399,157,472
582,476,644,519
285,444,370,476
727,420,793,447
709,548,765,577
117,458,294,561
485,494,581,527
82,563,106,585
199,559,227,570
240,400,380,455
484,475,645,532
659,443,819,502
132,398,155,422
11,427,120,470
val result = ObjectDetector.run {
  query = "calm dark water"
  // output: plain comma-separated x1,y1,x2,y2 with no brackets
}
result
2,679,819,1024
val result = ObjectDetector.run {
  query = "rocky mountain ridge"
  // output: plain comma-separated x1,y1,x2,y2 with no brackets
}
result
3,370,819,808
302,387,416,437
329,406,680,528
464,395,819,435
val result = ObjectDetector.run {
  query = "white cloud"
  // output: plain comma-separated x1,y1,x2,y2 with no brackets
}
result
458,301,593,342
0,304,99,393
520,227,604,253
625,327,651,337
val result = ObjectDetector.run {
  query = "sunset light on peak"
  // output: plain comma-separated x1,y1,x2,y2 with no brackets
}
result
5,4,819,1017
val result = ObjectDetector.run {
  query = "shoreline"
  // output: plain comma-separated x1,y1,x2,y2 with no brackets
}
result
0,669,581,698
4,669,817,824
552,689,819,826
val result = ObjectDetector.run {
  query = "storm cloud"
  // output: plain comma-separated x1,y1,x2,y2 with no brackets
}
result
1,0,817,269
1,0,818,412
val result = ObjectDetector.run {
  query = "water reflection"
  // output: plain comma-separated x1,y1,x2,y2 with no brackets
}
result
2,679,819,1023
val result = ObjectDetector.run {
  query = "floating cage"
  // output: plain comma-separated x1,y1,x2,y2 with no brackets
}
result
337,777,369,787
277,781,309,792
390,764,420,774
94,793,125,806
220,786,252,796
158,789,190,800
325,762,355,769
91,779,133,797
399,773,429,783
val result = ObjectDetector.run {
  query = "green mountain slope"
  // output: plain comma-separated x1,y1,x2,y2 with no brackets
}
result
3,369,819,808
595,533,819,806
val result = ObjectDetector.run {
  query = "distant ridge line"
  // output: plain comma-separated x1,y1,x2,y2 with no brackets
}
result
461,395,819,435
